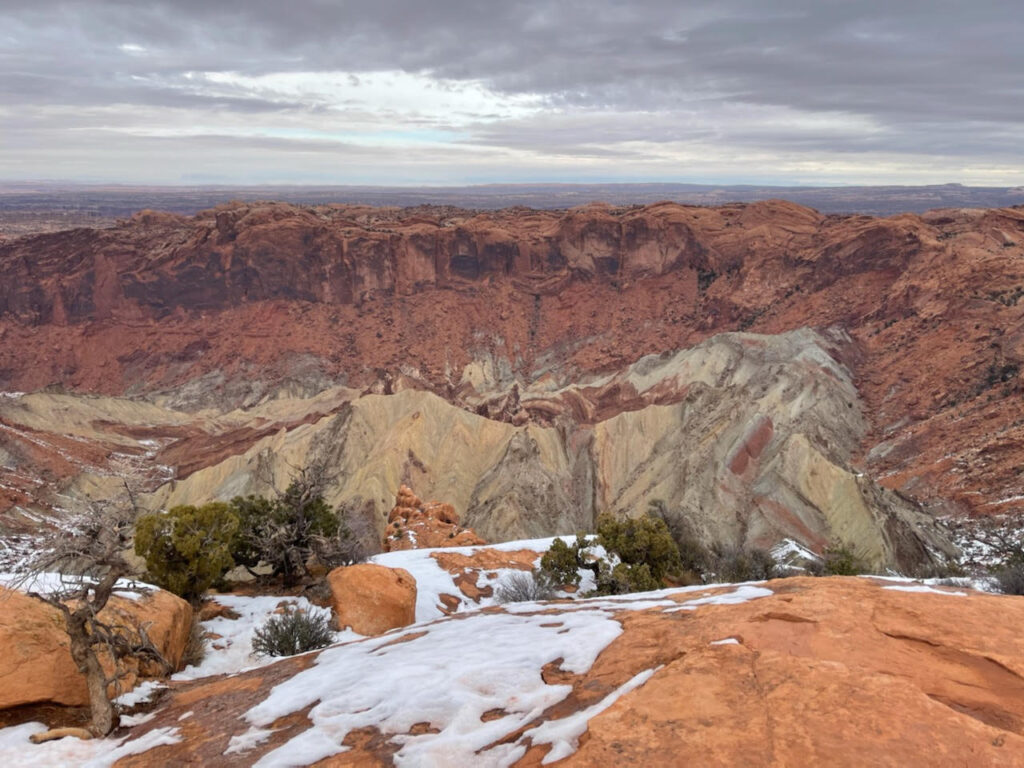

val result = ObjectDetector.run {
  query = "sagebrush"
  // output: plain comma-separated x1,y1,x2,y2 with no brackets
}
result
251,606,334,657
495,569,557,603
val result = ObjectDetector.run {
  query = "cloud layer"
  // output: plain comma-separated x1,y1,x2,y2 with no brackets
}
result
2,1,1022,184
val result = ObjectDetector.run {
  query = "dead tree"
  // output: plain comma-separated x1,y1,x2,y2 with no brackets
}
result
238,456,366,585
11,488,169,736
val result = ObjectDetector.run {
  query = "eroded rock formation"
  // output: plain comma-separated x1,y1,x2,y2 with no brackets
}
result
383,485,485,552
1,200,1023,567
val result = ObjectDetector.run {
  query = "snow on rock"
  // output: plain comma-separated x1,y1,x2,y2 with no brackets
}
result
12,574,1024,766
115,680,165,709
0,571,153,600
770,538,821,567
882,584,968,596
663,584,774,612
224,726,275,756
174,595,354,681
369,536,603,621
523,666,660,764
0,723,181,768
245,607,626,767
239,581,775,767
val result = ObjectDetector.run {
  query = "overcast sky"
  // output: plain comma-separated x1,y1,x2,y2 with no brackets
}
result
2,0,1022,185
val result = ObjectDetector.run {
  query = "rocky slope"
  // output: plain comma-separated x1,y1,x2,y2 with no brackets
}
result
1,200,1023,564
10,575,1021,767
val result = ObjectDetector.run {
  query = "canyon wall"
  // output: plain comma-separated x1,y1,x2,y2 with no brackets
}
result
1,200,1022,565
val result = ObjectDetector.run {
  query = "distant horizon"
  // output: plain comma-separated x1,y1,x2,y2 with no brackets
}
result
3,179,1021,221
1,179,1020,191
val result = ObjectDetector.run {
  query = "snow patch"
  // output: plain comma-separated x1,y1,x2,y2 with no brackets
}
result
882,584,967,597
119,712,156,727
370,536,585,621
174,595,351,680
525,666,660,764
664,585,774,612
246,607,625,767
83,727,182,768
0,572,153,600
771,538,820,565
225,726,275,756
0,723,181,768
115,680,165,709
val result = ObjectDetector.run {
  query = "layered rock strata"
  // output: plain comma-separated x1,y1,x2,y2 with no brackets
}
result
2,200,1023,564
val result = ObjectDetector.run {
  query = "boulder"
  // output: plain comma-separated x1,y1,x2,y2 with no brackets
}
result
328,564,417,636
0,585,193,710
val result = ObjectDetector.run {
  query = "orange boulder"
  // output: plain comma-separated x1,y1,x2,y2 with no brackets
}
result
0,584,193,710
327,563,417,636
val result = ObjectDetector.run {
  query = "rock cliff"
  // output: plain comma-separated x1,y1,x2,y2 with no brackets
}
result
1,200,1023,564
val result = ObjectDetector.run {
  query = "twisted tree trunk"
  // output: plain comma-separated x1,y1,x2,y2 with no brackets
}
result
64,611,117,736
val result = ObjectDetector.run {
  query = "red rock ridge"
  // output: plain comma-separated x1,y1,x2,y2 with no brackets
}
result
0,201,1022,520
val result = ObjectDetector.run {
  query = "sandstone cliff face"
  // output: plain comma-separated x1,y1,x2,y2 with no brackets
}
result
1,200,1022,563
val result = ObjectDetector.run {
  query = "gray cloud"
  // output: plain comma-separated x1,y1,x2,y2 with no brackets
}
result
1,1,1021,183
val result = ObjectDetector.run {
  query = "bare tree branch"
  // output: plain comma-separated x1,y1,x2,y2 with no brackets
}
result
10,486,169,736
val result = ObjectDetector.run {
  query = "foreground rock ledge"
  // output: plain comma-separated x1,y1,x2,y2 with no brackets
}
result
102,577,1024,767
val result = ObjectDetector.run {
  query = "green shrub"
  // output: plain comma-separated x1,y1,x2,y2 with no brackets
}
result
135,503,239,600
539,537,585,587
251,605,334,657
595,511,682,588
592,561,662,595
537,513,685,597
993,549,1024,595
996,563,1024,595
229,479,343,586
647,502,712,583
713,545,777,582
822,542,867,576
228,494,276,572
